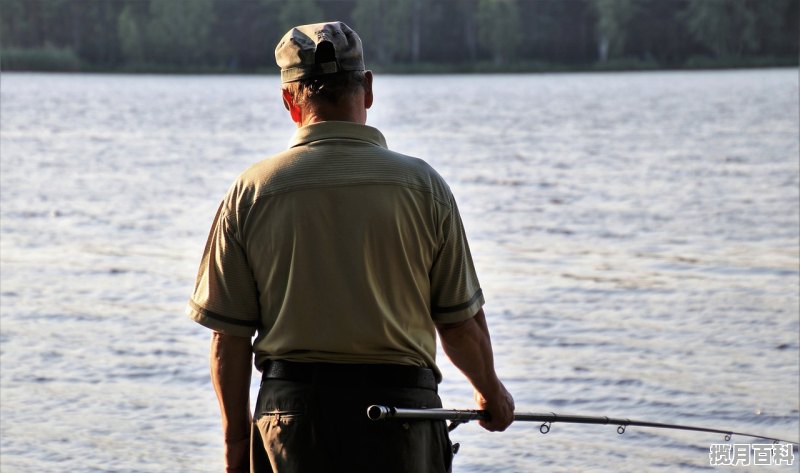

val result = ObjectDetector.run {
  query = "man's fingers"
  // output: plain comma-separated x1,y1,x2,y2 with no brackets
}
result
477,406,513,431
474,383,515,431
479,414,512,432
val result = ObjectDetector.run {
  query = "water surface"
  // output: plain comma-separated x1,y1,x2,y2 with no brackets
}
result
1,69,798,472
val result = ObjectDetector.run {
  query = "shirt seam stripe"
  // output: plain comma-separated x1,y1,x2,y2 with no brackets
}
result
432,289,483,314
188,300,258,327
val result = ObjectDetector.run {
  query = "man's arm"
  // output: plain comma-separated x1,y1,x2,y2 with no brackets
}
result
210,331,253,473
435,308,515,432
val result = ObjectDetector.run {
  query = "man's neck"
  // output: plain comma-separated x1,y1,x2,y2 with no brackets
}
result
296,97,367,127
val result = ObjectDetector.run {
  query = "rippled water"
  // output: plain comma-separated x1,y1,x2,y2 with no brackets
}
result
1,69,798,472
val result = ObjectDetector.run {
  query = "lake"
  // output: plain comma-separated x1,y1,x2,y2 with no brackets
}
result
1,69,798,472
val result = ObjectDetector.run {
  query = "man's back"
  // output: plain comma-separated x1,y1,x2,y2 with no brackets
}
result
202,121,482,375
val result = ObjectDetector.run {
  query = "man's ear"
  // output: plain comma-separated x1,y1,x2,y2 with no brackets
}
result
282,89,302,124
363,71,374,110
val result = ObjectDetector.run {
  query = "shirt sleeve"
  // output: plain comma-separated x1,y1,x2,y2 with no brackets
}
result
185,201,260,338
429,194,485,324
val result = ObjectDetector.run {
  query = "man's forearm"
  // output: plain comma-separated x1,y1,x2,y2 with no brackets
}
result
436,308,500,395
436,308,515,431
210,331,253,471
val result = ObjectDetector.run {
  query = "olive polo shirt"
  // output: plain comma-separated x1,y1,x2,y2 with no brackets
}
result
186,121,484,378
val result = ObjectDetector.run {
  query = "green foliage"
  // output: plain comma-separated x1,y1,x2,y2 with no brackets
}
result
0,46,81,71
118,5,144,64
210,0,282,70
0,0,796,73
477,0,522,65
353,0,419,64
352,0,390,64
145,0,215,65
0,0,33,47
278,0,325,34
591,56,660,71
748,0,798,56
594,0,640,60
681,0,758,57
684,54,798,69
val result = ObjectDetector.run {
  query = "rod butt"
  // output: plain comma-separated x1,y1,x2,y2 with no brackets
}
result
367,405,392,420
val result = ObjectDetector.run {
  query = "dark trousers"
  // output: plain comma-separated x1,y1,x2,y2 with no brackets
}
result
250,364,453,473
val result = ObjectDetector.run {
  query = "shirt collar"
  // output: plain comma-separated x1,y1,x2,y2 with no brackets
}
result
288,121,388,149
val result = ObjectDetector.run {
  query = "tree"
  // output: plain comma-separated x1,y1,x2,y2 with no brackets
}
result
118,4,144,64
749,0,798,57
278,0,325,35
620,0,695,65
353,0,421,65
477,0,522,65
353,0,389,64
680,0,758,57
146,0,215,65
0,0,32,47
1,0,797,72
517,0,596,65
594,0,640,61
209,0,281,70
458,0,480,62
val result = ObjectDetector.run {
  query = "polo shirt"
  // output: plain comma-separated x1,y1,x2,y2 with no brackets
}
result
186,121,484,378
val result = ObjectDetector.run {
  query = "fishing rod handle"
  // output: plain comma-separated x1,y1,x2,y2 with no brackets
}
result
367,405,487,422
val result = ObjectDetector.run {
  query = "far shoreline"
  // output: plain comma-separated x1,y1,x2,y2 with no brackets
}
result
2,65,797,77
1,51,797,76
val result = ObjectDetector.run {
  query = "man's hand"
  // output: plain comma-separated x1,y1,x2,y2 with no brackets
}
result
474,383,515,432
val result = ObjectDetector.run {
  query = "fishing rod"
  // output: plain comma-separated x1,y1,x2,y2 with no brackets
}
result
367,405,799,447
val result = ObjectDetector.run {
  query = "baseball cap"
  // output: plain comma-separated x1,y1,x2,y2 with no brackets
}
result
275,21,366,84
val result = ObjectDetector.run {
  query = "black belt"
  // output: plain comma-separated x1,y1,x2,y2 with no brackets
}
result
261,360,438,391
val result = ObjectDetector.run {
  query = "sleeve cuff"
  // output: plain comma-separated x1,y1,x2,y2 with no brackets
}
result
431,289,485,324
185,301,257,338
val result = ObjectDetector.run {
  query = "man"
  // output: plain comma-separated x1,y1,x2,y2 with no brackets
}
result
186,21,514,473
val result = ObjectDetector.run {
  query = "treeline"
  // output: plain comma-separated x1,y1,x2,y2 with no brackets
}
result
1,0,797,73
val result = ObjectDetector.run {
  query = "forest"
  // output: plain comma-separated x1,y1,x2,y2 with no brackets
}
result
1,0,797,73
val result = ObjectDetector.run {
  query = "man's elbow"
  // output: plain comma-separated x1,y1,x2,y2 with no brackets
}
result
211,331,253,353
435,313,483,338
435,319,470,333
435,308,484,333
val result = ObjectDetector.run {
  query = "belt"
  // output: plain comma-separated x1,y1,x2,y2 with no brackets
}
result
261,360,438,391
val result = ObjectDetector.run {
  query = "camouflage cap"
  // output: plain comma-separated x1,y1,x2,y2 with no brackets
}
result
275,21,366,84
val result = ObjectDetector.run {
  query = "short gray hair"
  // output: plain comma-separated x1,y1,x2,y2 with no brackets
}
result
283,70,366,107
